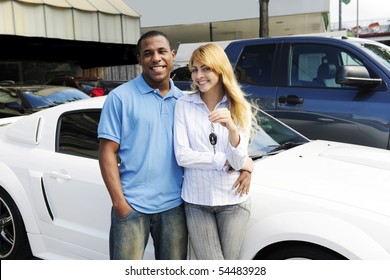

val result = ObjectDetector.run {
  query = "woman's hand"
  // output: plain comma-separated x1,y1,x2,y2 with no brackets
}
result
209,108,234,129
209,108,240,147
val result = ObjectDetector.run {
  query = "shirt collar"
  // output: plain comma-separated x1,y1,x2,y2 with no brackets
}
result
193,91,228,105
135,74,183,99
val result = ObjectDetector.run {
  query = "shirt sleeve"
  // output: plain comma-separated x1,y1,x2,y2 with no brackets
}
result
97,92,122,144
174,98,226,171
224,124,250,170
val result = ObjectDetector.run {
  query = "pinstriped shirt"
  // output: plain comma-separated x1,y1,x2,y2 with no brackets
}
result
174,92,250,206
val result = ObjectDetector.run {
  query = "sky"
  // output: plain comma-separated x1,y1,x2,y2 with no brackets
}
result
330,0,390,28
126,0,390,29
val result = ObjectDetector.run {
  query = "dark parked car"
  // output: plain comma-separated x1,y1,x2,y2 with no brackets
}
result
223,36,390,149
171,66,192,90
0,85,89,118
46,76,102,94
89,80,127,97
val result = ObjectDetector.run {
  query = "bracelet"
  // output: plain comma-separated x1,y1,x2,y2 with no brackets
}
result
240,169,252,174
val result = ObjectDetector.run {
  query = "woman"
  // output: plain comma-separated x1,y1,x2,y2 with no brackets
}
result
173,43,256,259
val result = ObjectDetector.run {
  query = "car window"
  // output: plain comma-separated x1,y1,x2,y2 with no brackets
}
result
358,41,390,70
64,80,75,88
48,80,65,86
339,51,363,66
24,88,89,109
57,110,100,159
97,81,125,91
235,44,276,86
289,44,365,88
171,67,191,81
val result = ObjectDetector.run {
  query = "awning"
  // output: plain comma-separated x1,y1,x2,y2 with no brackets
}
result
0,0,141,67
0,0,140,44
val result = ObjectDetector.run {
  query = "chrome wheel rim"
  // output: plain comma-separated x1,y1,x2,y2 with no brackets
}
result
0,197,15,258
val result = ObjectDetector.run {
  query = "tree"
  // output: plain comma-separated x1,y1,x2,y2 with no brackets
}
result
259,0,270,37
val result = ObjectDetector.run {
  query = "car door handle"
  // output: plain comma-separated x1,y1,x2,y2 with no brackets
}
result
49,171,72,180
278,95,304,104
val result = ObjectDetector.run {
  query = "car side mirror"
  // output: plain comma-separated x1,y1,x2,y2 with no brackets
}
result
336,65,382,88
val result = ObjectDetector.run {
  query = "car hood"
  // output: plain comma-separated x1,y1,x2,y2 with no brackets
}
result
253,140,390,217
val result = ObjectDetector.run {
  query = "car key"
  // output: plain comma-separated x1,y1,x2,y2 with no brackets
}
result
209,132,217,154
209,122,217,154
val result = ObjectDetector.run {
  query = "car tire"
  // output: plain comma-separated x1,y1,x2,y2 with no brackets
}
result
0,188,32,259
255,241,347,260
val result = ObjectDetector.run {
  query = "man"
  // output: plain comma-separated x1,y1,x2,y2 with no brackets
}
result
98,30,187,260
98,30,251,260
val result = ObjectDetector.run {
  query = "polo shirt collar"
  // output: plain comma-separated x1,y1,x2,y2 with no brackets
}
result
136,74,182,99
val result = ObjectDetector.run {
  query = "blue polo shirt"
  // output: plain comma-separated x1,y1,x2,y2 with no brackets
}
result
98,75,184,213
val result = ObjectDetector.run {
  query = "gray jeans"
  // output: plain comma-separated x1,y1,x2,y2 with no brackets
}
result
185,198,251,260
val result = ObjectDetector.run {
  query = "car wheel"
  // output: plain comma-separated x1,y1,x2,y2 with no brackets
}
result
0,188,32,259
255,241,347,260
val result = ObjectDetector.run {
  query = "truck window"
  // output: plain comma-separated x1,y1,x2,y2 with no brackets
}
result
235,44,276,86
340,51,363,66
290,44,338,88
289,44,366,88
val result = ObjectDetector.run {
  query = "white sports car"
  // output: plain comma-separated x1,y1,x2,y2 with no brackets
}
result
1,96,390,260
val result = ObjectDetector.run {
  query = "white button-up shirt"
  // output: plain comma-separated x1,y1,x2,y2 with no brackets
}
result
174,92,250,206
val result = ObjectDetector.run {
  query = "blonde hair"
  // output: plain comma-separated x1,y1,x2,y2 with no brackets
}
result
189,43,258,133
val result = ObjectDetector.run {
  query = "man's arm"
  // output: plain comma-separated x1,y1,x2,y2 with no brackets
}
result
232,157,253,196
98,138,131,217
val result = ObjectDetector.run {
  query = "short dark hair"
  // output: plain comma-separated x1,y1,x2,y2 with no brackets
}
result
136,30,171,55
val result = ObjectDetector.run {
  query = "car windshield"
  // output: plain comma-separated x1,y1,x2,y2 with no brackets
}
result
0,88,18,103
24,88,89,109
249,110,309,159
97,81,125,91
358,41,390,71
